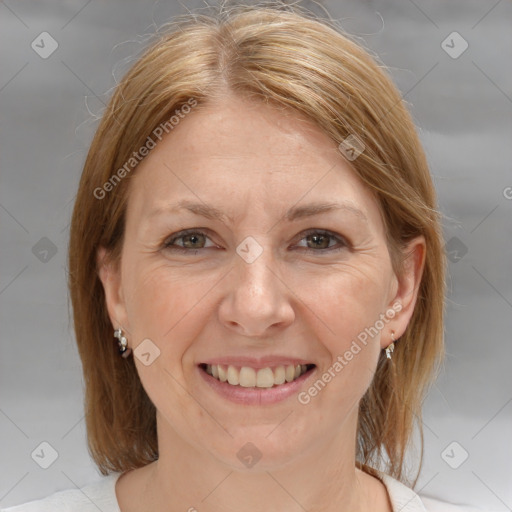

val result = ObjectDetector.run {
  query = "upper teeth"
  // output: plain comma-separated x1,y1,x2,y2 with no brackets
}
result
205,364,309,388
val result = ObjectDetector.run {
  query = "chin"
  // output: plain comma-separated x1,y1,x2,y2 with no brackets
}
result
207,426,312,473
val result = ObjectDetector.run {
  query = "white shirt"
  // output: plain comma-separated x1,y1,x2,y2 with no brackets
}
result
0,471,480,512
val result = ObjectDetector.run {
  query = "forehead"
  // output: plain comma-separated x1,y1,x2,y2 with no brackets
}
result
126,96,383,229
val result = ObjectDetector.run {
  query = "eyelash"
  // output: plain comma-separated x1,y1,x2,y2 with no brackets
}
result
162,228,350,255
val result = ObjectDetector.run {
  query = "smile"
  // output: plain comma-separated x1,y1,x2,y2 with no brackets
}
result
199,363,315,388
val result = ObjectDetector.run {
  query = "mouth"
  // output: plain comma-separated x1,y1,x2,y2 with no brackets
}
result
199,363,316,388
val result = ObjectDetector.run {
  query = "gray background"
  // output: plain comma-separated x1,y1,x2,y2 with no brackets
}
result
1,0,511,510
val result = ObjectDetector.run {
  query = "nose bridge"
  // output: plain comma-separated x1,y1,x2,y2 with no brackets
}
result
235,235,279,299
220,234,294,335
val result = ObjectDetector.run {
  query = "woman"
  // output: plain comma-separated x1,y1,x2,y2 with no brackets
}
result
3,2,453,511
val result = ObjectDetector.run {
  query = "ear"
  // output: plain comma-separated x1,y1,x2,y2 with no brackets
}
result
97,246,129,334
381,235,426,348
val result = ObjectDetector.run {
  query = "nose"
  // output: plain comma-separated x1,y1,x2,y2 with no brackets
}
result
218,242,295,338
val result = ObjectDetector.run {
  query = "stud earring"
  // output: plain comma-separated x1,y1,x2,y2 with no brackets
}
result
385,331,395,360
114,328,132,358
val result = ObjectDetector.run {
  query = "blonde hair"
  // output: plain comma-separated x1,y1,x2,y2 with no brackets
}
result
68,1,445,486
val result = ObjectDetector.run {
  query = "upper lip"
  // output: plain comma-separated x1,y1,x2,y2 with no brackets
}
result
199,356,315,369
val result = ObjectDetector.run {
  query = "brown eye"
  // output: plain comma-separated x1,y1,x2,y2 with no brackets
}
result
306,233,331,249
178,232,206,249
295,229,349,254
162,228,349,255
163,229,213,252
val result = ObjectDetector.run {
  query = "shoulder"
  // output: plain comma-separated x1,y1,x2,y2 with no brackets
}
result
420,496,491,512
380,473,428,511
0,473,122,512
380,474,485,512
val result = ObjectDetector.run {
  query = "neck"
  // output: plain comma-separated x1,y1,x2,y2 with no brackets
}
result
140,408,374,512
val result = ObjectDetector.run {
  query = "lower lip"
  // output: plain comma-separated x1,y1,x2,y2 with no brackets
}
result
197,365,316,405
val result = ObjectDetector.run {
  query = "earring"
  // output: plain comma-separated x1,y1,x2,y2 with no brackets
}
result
385,331,395,360
114,328,132,358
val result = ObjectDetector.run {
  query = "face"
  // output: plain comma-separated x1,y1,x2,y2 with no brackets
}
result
99,95,423,471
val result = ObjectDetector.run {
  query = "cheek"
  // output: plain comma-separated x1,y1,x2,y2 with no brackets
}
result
307,261,391,344
301,262,390,402
122,263,212,420
123,262,210,366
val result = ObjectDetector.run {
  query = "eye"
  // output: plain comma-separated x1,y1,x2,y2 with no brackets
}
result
163,229,215,252
294,229,349,253
162,228,349,255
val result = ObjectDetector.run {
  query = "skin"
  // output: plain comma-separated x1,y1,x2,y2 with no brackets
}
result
98,94,425,512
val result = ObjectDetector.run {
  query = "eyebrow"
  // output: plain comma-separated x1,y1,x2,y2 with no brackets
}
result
147,199,368,224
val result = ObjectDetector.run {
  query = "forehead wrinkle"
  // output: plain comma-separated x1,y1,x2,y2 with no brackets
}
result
145,199,368,228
